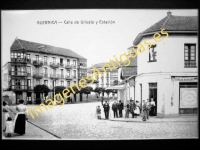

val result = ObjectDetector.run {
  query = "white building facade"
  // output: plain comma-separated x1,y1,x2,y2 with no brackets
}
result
134,12,198,117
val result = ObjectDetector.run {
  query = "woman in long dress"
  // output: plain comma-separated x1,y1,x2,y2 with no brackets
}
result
13,99,27,135
2,101,10,132
134,101,140,118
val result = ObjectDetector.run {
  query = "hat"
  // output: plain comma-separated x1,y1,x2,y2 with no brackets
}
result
136,100,139,102
130,100,133,101
19,99,24,104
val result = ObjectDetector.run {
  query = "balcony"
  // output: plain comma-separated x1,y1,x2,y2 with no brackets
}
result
59,63,65,68
9,71,27,77
44,73,48,78
72,65,76,69
184,61,196,68
65,75,73,80
27,59,31,64
11,58,27,63
33,73,43,79
65,64,72,69
50,74,60,80
50,62,59,68
27,86,33,90
44,61,48,66
11,85,28,91
33,60,43,67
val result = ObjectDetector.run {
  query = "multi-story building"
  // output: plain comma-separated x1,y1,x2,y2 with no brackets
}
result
88,62,118,97
133,12,198,117
4,38,87,104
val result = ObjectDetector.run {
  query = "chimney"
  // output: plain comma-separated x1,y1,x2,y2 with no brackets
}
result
167,11,172,17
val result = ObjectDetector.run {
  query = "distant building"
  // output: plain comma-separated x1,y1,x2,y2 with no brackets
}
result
4,38,87,104
88,62,119,97
133,12,198,117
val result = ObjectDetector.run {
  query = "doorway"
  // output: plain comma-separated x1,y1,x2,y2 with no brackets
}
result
16,91,23,104
149,83,157,116
27,92,32,104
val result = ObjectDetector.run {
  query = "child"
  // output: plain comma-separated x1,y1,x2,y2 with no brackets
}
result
96,105,101,119
5,117,14,137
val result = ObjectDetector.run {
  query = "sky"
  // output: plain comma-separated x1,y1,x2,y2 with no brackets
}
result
1,9,198,68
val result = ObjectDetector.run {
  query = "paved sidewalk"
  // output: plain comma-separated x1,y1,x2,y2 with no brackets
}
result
109,115,198,123
2,121,59,139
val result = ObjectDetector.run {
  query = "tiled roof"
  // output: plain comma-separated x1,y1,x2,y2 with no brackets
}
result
133,12,198,45
121,66,137,77
11,38,87,60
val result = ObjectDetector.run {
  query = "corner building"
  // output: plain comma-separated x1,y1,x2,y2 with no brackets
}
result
8,38,87,104
134,12,198,117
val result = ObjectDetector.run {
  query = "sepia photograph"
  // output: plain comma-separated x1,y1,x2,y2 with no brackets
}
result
1,9,198,140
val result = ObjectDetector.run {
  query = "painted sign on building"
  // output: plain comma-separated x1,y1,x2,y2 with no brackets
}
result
180,88,197,108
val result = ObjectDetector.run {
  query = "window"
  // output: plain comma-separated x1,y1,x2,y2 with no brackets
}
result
61,81,64,86
52,57,56,63
44,67,48,75
36,55,39,61
60,58,63,64
61,69,63,75
67,59,70,65
67,70,70,76
74,81,76,84
67,81,70,87
21,53,24,58
27,79,31,88
36,79,40,85
44,80,48,86
36,67,39,74
44,56,47,65
184,44,196,67
27,54,30,59
27,66,31,75
11,53,14,58
149,44,157,62
14,53,17,58
73,70,76,77
73,60,76,67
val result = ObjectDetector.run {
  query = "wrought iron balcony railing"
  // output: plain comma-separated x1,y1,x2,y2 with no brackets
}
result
50,62,59,68
33,60,43,66
33,73,43,79
184,61,196,67
65,64,73,69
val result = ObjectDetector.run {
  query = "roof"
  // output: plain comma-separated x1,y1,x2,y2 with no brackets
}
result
121,66,137,77
11,38,87,60
133,12,198,45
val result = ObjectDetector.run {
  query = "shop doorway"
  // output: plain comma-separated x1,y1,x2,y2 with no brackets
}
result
149,83,157,116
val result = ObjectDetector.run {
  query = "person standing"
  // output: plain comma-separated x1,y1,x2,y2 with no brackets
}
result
13,99,28,135
118,100,124,118
96,105,101,119
146,99,152,119
134,100,140,118
130,99,136,118
101,96,104,106
3,101,11,132
112,100,118,118
142,100,148,121
103,101,110,119
125,100,130,118
150,98,156,116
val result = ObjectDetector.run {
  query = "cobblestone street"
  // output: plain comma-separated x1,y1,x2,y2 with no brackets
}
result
12,101,196,140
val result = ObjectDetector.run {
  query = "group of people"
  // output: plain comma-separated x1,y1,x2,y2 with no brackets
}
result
2,99,28,137
96,97,156,122
142,98,156,121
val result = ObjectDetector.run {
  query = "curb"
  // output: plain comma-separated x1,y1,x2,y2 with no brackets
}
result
109,119,197,123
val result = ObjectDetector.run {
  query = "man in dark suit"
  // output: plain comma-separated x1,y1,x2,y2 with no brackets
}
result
112,100,118,118
142,100,148,121
130,99,136,118
103,101,110,119
118,100,124,118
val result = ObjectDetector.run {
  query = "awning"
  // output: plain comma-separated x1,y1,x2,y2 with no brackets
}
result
105,85,125,90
